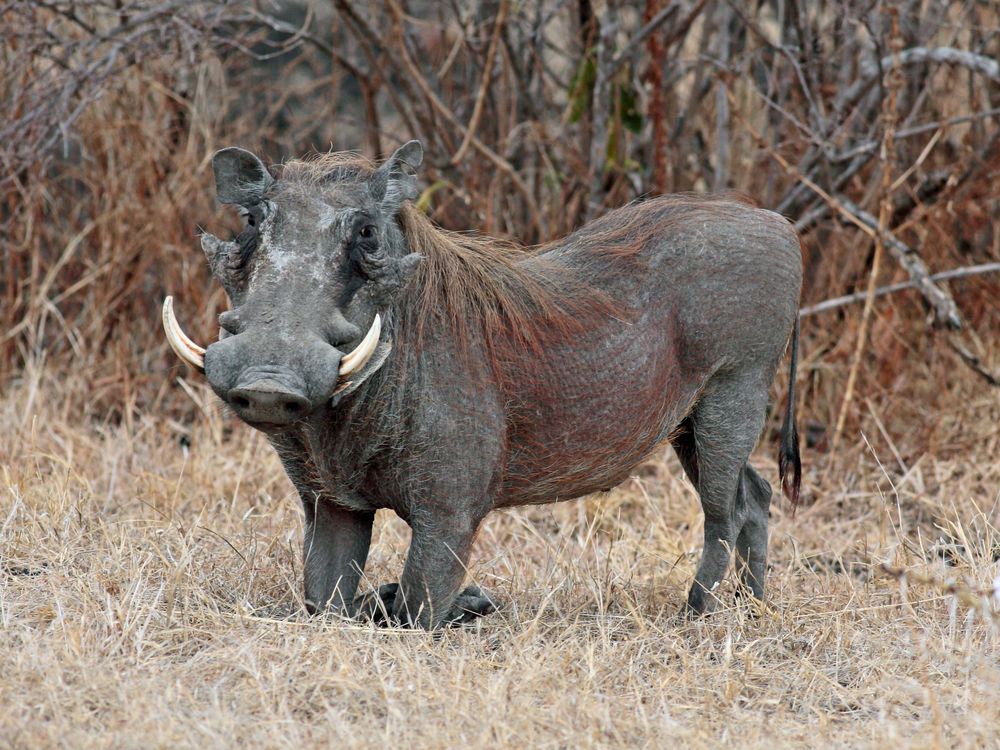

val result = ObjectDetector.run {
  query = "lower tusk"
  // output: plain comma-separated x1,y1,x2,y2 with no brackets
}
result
339,313,381,376
162,296,206,372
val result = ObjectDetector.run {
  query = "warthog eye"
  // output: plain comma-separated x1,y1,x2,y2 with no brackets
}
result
237,206,257,227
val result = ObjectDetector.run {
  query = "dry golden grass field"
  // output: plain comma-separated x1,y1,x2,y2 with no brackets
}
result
2,361,998,749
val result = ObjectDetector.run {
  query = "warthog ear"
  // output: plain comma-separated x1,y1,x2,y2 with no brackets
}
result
370,140,423,211
212,147,273,205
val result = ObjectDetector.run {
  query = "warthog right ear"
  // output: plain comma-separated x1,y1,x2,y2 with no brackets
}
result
212,147,273,205
371,140,423,212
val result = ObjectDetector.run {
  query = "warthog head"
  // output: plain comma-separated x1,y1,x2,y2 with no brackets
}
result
163,141,424,429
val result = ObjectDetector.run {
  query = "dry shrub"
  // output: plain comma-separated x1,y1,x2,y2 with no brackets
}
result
2,1,998,447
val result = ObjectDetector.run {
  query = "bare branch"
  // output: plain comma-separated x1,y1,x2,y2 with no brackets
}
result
607,0,679,77
948,335,1000,387
587,0,618,218
608,0,709,81
832,108,1000,162
800,263,1000,317
450,0,509,165
836,46,1000,116
383,0,541,235
834,196,963,330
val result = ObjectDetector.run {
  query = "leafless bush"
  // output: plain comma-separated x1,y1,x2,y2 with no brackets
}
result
1,0,998,459
2,1,234,184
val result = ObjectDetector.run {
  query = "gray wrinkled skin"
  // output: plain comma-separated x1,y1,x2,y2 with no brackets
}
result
192,141,803,628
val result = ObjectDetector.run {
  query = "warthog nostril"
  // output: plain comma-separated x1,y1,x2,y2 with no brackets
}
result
228,379,312,425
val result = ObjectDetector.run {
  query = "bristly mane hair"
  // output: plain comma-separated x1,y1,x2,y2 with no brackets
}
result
277,150,375,186
396,203,621,355
394,192,762,369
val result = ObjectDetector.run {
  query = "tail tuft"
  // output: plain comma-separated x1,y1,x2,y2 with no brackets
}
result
778,317,801,513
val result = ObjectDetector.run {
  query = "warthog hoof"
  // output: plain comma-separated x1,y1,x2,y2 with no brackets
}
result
682,581,764,618
355,583,497,628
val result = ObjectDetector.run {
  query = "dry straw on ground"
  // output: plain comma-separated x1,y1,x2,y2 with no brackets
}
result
2,365,998,748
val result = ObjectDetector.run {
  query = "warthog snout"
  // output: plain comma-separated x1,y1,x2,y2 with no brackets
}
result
228,375,311,425
202,332,345,427
164,294,385,429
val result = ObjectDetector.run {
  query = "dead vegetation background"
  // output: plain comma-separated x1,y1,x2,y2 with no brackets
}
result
1,1,999,747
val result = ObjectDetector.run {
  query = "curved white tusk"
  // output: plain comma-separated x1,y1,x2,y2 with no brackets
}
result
339,313,381,376
162,296,206,372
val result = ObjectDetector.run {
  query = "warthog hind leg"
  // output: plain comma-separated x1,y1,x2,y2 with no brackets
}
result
734,464,773,601
672,369,772,615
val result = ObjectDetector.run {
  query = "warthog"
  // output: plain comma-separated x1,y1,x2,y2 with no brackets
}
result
164,141,802,628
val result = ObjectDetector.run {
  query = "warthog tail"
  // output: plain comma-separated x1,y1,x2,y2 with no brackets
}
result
779,316,801,511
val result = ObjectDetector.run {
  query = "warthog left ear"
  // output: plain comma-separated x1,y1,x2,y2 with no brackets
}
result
370,140,423,212
212,147,273,206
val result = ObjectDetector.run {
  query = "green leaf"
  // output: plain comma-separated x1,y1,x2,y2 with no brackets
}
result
414,179,451,213
620,84,643,134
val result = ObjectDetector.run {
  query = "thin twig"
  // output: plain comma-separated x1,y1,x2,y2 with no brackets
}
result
723,86,876,237
726,85,964,331
835,196,962,330
712,4,731,191
606,0,679,77
947,336,1000,387
384,0,541,235
836,46,1000,116
831,8,901,462
831,107,1000,163
587,0,618,218
799,263,1000,316
451,0,509,165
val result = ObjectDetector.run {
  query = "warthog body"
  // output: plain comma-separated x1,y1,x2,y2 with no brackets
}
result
165,141,802,628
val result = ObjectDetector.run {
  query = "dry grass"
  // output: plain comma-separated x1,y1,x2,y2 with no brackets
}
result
3,365,998,749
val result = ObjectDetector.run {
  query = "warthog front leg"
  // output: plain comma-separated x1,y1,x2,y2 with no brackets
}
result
389,511,492,629
274,438,375,616
356,583,496,627
301,496,374,615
